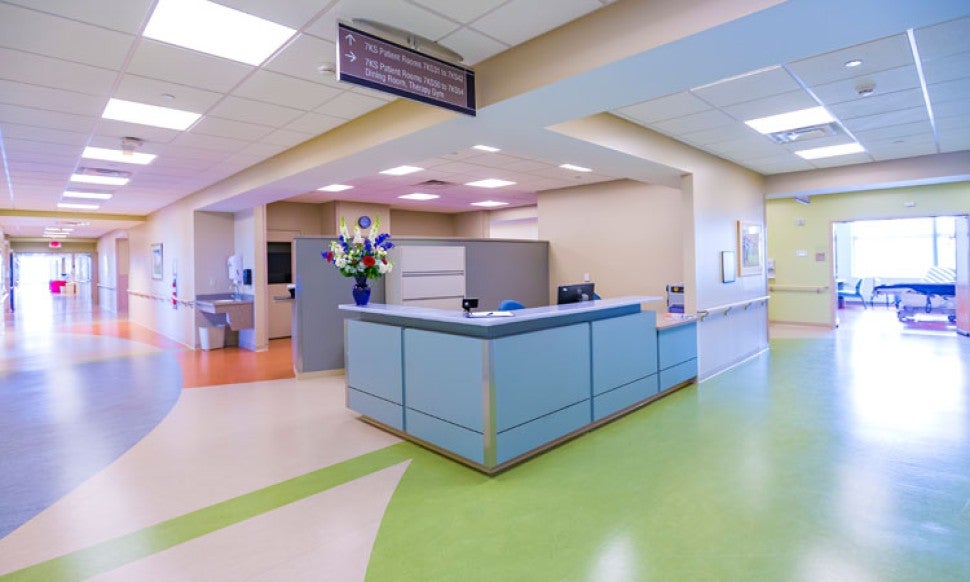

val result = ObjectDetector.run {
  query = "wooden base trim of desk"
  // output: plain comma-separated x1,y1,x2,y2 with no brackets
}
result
356,376,697,476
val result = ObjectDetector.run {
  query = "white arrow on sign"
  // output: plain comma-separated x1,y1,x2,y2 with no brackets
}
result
344,33,355,45
345,51,357,63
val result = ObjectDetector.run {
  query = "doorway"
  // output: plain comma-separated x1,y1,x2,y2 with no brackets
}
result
11,252,96,329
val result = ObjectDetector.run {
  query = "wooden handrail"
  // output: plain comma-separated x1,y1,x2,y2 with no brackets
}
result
128,289,195,307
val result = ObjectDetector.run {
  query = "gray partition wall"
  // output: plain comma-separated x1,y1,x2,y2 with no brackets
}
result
293,237,548,374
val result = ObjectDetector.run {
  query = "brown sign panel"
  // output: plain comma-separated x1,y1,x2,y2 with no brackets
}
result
337,23,475,116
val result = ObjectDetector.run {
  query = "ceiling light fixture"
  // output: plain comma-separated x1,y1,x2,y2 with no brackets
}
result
795,142,865,160
82,146,156,165
844,59,863,68
70,173,129,186
63,191,113,200
317,184,353,192
398,193,440,201
102,98,201,131
144,0,296,66
744,106,835,134
473,145,500,152
466,178,515,188
559,163,592,172
470,200,509,208
380,165,423,176
57,202,100,210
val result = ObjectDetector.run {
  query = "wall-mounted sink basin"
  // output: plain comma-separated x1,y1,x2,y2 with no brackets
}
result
195,293,255,330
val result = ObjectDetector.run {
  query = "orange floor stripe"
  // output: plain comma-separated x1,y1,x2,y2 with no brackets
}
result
178,338,296,388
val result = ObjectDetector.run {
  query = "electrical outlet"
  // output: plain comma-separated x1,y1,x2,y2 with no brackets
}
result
583,272,590,282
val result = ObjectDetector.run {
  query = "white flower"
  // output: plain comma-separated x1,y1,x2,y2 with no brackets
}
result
378,261,389,274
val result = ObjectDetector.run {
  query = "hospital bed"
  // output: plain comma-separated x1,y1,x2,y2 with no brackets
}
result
872,282,957,323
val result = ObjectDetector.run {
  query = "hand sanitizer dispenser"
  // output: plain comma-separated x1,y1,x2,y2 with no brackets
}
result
227,255,242,285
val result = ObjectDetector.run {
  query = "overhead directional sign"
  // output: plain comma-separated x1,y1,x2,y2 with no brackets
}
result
337,23,476,116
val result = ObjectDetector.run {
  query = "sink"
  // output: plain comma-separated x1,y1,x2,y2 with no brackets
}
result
195,293,255,331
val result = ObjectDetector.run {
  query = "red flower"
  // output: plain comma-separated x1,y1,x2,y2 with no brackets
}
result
362,255,376,267
325,251,334,262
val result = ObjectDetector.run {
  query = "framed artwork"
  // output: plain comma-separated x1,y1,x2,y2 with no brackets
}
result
151,243,163,280
721,250,736,283
737,221,764,276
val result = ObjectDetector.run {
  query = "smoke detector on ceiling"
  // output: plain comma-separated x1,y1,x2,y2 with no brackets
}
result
855,80,876,97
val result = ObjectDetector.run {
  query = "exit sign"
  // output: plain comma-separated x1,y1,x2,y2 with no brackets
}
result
49,240,62,248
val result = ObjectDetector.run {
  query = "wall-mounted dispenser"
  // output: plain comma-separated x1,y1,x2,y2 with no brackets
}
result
242,268,252,285
228,254,242,284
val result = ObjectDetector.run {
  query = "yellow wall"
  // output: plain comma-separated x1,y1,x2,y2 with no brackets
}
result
767,181,970,325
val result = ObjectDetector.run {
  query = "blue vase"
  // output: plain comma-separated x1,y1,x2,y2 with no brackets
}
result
352,275,371,306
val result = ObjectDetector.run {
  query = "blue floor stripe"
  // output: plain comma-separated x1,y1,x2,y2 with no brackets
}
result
0,350,181,539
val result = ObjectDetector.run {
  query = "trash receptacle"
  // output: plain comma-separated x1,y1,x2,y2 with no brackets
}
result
199,325,226,350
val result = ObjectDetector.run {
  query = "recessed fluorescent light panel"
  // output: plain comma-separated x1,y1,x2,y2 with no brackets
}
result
63,191,113,200
144,0,296,66
317,184,354,192
380,165,423,176
559,163,592,172
472,145,500,152
744,106,835,134
70,173,129,186
58,202,100,210
470,200,509,207
82,147,156,165
102,98,201,131
465,179,515,188
398,193,440,201
795,143,866,160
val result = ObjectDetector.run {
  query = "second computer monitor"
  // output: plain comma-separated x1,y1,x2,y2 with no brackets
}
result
557,283,595,305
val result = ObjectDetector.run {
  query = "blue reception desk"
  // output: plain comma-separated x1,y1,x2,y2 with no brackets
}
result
340,298,697,472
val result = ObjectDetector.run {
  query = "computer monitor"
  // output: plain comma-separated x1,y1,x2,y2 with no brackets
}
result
557,283,595,305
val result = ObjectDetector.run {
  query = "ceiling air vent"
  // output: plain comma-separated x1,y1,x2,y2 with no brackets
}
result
75,166,133,179
766,122,840,144
412,179,454,187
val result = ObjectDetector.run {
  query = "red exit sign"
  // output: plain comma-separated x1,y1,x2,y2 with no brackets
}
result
49,240,62,248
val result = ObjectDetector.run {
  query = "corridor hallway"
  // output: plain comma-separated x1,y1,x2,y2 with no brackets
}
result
1,296,968,581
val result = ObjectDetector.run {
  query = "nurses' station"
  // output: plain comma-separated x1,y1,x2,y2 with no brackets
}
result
340,298,697,473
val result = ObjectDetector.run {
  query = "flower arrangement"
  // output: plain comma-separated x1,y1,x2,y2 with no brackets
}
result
322,216,394,280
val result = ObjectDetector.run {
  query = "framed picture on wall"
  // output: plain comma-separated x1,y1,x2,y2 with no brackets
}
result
721,250,736,283
151,243,163,280
737,221,763,276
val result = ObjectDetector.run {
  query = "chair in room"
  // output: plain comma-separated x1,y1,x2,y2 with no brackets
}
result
498,299,525,310
837,279,867,309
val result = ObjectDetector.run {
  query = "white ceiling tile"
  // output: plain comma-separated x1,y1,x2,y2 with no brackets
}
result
926,78,970,105
191,117,274,141
781,134,864,153
721,90,818,121
216,0,328,29
679,124,760,147
921,50,970,85
808,152,873,168
127,40,254,93
349,85,397,102
233,70,343,111
115,74,224,113
170,132,251,153
936,115,970,132
307,1,460,43
828,88,925,120
284,112,346,135
616,92,712,124
703,135,783,159
436,26,509,65
811,65,921,105
2,0,154,34
0,47,116,96
0,103,97,134
693,66,801,107
207,96,304,127
745,157,815,174
0,122,88,146
0,80,106,116
854,120,934,141
914,16,970,60
0,3,134,69
933,99,970,121
264,34,340,86
865,137,938,161
503,159,553,173
2,138,81,158
939,132,970,153
788,34,913,86
842,107,929,133
316,92,387,119
469,0,601,46
262,129,314,148
409,0,506,24
651,109,737,135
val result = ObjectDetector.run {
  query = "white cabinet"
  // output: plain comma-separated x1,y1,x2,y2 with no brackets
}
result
387,246,465,310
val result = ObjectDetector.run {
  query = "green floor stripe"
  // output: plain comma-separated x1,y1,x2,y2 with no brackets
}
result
1,442,416,582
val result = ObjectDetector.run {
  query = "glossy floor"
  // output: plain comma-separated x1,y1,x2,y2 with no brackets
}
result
1,297,968,581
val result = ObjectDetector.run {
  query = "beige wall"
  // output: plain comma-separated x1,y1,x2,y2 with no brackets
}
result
96,230,128,313
489,206,538,240
539,180,681,310
389,209,455,237
267,201,326,236
454,211,487,238
193,211,235,296
767,181,970,326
